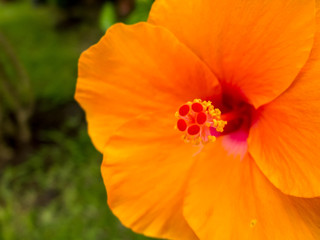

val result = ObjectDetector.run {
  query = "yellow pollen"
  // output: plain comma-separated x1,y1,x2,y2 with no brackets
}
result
208,135,216,142
250,219,257,228
175,99,227,145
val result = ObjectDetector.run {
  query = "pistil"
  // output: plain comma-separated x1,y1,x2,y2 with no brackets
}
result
175,99,227,145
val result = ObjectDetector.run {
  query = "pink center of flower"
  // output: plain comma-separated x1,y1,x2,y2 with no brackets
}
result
175,99,227,145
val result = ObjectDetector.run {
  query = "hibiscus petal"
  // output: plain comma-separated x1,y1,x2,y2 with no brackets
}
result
75,22,220,152
183,138,320,239
248,5,320,197
149,0,316,108
102,112,200,239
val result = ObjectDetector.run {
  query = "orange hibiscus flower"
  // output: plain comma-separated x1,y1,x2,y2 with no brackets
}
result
75,0,320,239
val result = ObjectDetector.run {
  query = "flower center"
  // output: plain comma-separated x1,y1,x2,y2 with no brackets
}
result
175,99,227,145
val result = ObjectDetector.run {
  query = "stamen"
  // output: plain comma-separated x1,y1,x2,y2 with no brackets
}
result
175,99,227,145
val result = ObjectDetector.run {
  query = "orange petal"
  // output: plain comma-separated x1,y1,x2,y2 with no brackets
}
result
183,138,320,239
102,112,200,239
248,6,320,197
75,22,220,152
149,0,316,108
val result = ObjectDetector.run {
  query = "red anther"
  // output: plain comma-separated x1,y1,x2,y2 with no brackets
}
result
187,125,200,135
179,104,190,116
191,102,203,112
196,112,207,125
177,119,187,131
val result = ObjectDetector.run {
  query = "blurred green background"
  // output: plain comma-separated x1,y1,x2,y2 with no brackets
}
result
0,0,156,239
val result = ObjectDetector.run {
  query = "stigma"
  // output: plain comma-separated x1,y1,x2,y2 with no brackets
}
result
175,99,227,145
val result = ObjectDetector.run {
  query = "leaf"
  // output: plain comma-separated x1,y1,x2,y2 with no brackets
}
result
99,2,117,32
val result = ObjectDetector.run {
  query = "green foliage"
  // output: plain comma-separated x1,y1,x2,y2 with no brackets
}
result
100,2,117,32
0,2,93,110
100,0,154,31
125,0,154,25
0,1,156,240
0,127,151,240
